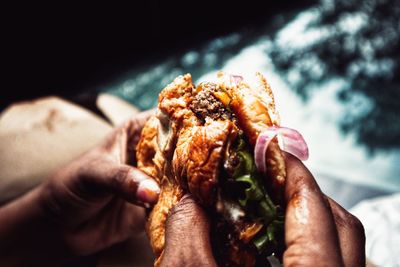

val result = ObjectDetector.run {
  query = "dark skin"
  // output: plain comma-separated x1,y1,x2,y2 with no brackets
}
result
160,153,366,267
0,109,365,266
0,110,159,265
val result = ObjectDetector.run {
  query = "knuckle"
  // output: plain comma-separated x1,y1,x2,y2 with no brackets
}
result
160,258,216,267
337,210,366,241
169,200,194,220
76,154,102,178
167,196,202,225
345,213,365,233
111,167,130,187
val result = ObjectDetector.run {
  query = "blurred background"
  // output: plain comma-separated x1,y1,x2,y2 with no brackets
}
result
2,0,400,266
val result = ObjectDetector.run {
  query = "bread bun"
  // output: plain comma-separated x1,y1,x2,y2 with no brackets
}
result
136,72,286,266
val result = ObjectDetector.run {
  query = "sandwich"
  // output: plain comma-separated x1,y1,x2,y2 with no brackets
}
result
136,72,308,266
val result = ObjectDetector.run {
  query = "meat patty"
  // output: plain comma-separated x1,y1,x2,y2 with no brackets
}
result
190,82,232,122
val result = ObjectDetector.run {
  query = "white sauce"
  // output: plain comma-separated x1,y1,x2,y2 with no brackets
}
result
156,109,172,152
217,197,245,222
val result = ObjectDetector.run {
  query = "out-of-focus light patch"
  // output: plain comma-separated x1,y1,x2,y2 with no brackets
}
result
320,0,335,12
203,53,217,67
206,33,241,51
137,73,151,85
201,43,272,79
360,40,375,60
343,90,374,119
138,92,157,108
371,35,386,50
287,69,302,84
343,35,357,54
197,70,219,83
294,54,326,81
275,9,331,50
181,51,200,67
305,78,349,122
161,68,183,85
122,80,136,95
337,12,367,34
365,58,395,78
197,40,400,191
276,4,369,57
348,57,396,79
152,65,168,77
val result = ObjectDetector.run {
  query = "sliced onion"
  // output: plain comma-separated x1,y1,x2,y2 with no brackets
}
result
229,74,243,86
254,126,309,173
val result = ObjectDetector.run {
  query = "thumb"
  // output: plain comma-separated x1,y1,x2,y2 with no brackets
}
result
160,195,217,267
283,152,343,266
78,158,160,206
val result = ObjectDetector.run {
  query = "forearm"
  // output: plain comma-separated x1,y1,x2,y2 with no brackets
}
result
0,185,69,265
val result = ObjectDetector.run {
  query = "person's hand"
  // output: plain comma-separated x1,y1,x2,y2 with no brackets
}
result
159,195,217,267
38,109,160,255
159,152,365,267
0,109,159,266
283,153,365,266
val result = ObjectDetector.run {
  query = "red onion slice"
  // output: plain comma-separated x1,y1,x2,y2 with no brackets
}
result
254,126,309,173
229,74,243,86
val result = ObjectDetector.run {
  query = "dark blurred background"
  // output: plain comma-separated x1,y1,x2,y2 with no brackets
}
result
2,0,400,188
1,1,314,109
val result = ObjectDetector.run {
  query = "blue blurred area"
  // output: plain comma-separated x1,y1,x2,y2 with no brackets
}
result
101,32,255,110
103,0,400,203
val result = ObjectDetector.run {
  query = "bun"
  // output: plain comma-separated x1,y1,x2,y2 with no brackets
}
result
136,72,286,266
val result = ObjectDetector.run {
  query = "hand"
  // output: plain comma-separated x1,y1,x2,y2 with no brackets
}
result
159,153,365,267
0,109,160,265
159,195,217,267
283,153,365,267
39,109,160,255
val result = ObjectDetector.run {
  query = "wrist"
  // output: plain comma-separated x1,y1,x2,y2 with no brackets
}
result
0,184,71,265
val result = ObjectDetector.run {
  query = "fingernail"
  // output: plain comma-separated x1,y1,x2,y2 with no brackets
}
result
137,179,160,204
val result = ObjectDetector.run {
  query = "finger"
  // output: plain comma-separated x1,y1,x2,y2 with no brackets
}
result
80,159,160,206
283,152,344,266
327,197,366,267
99,109,156,164
63,199,146,255
160,195,217,267
125,108,156,149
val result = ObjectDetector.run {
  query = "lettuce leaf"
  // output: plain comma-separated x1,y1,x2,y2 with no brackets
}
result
232,138,284,254
253,214,284,253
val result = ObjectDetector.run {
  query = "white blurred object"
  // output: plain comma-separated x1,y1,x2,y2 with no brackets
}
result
351,194,400,267
96,93,139,126
0,97,113,203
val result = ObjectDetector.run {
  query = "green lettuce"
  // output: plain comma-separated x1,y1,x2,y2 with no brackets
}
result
232,139,284,254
